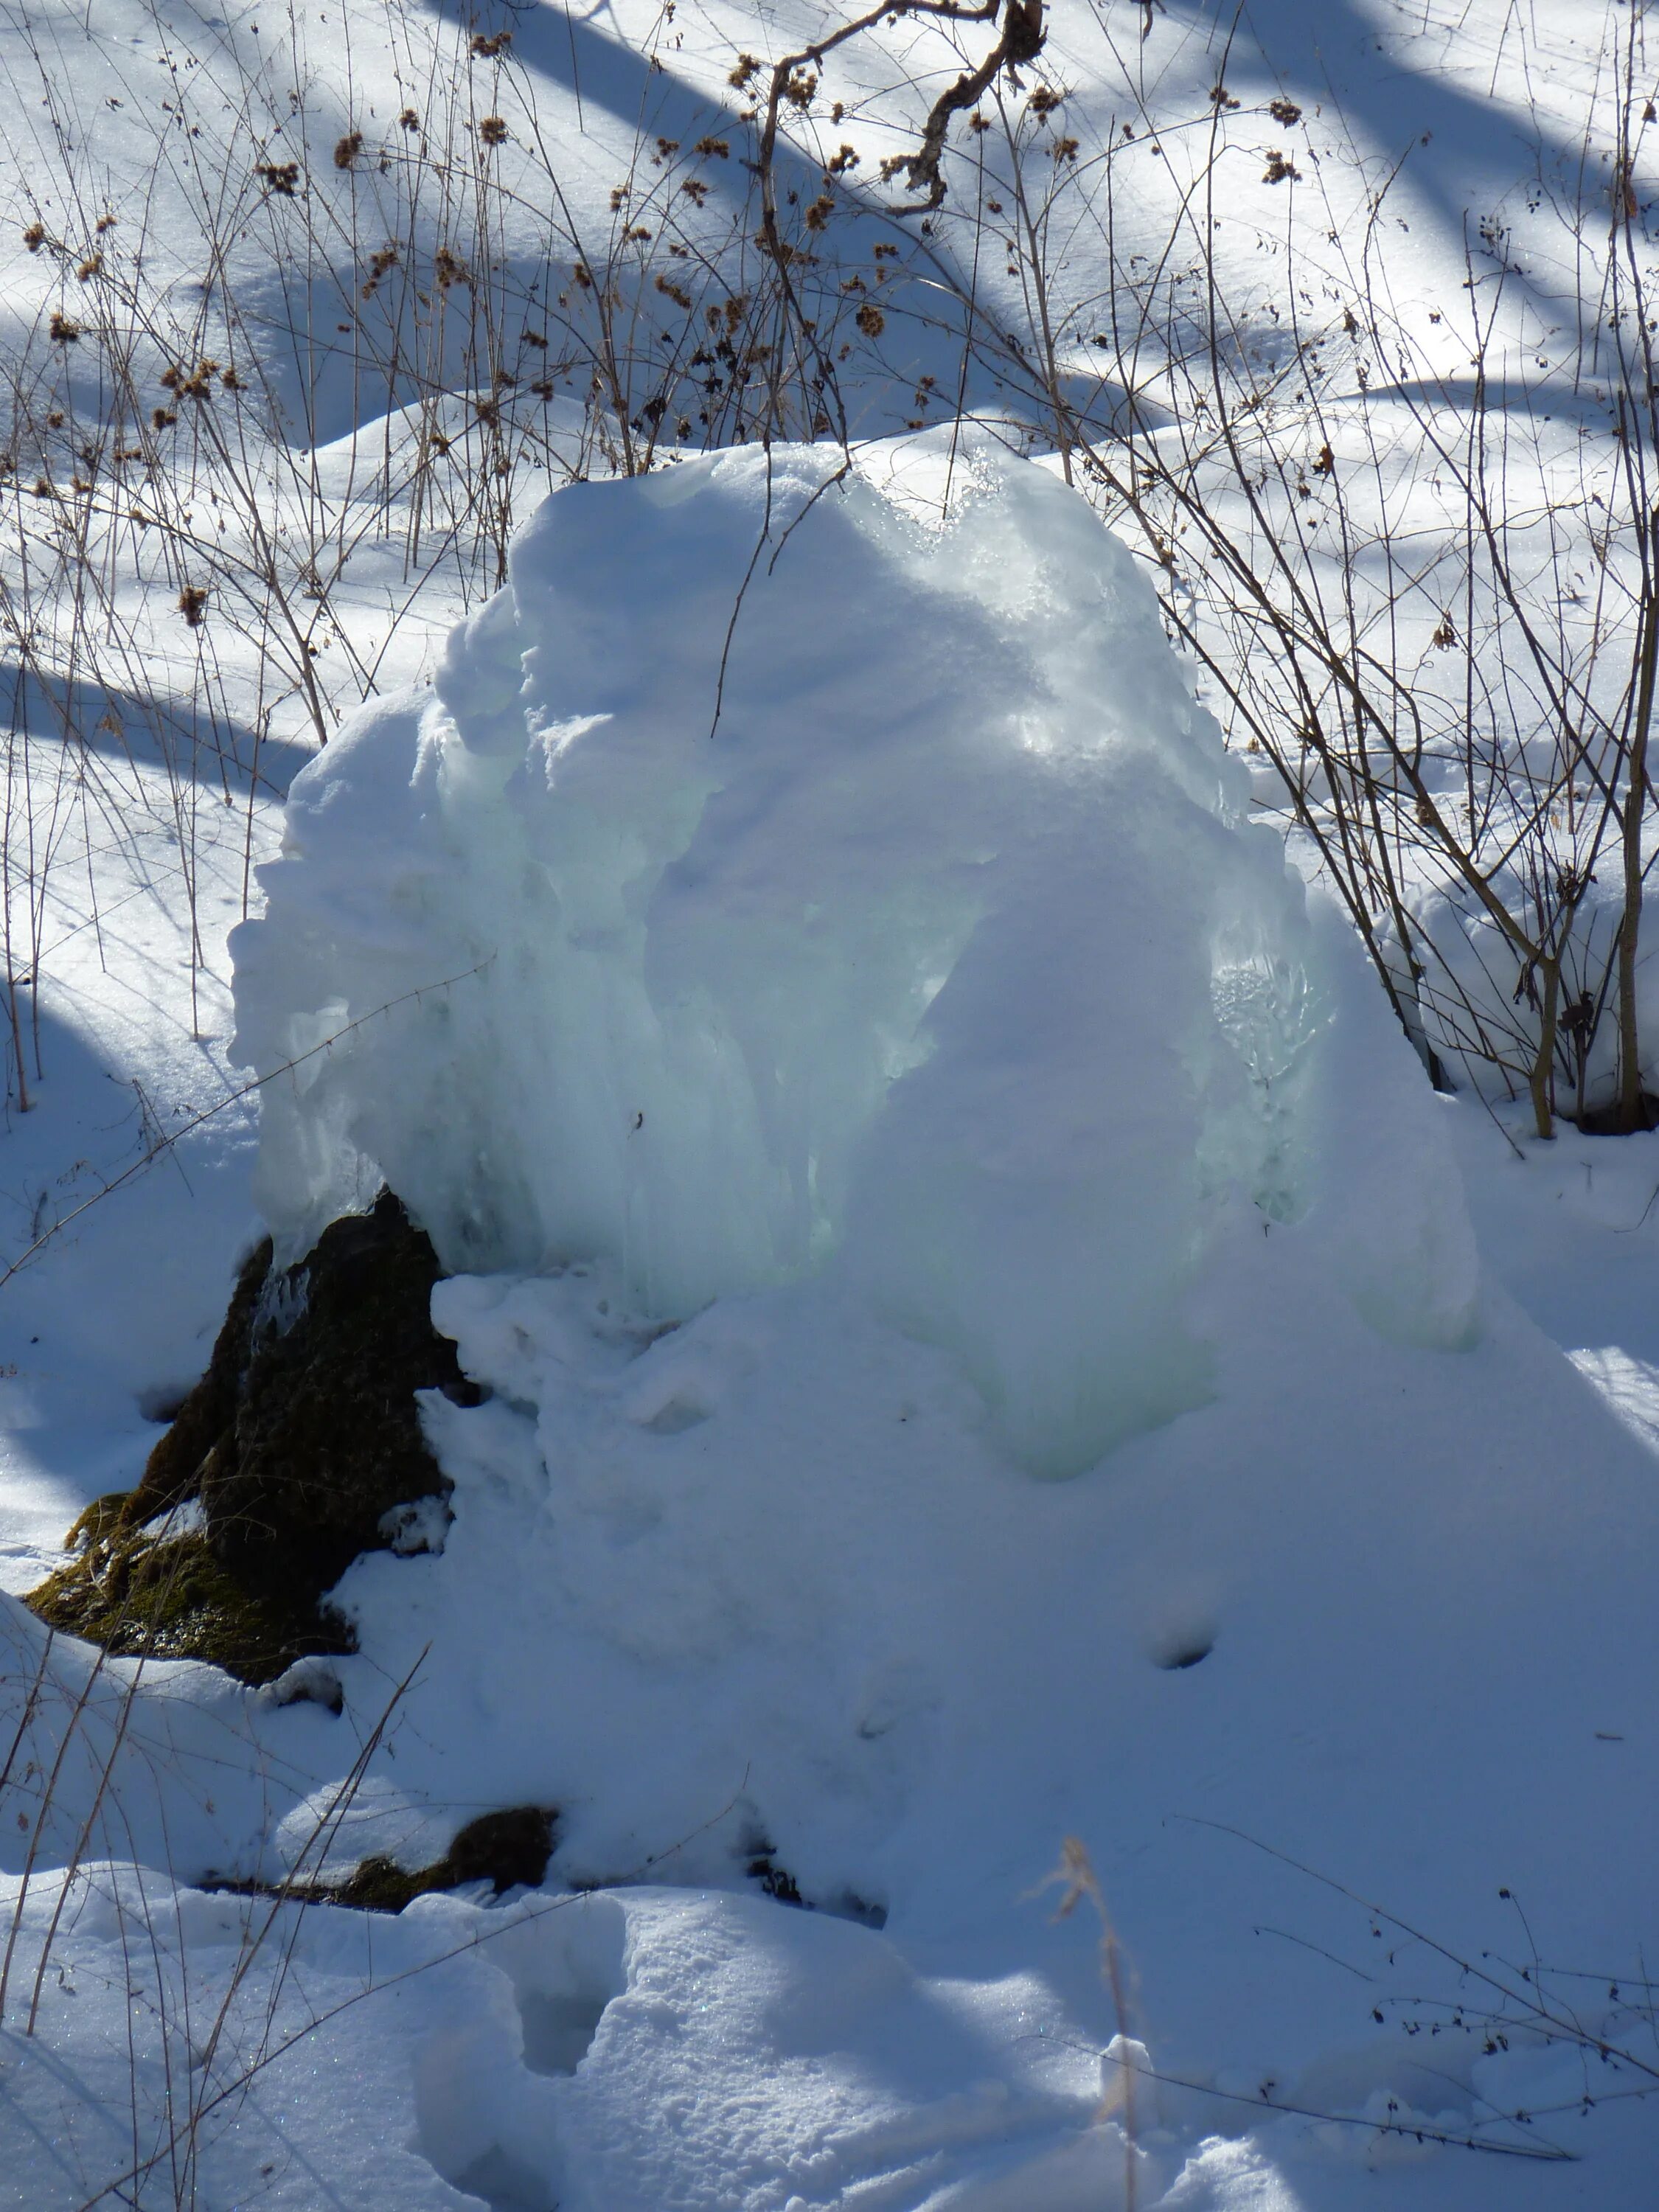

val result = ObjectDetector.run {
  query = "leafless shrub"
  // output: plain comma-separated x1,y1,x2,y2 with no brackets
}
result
917,13,1659,1135
0,0,892,1105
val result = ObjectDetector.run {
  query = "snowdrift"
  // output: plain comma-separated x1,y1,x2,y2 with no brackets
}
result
167,436,1659,2205
234,435,1475,1473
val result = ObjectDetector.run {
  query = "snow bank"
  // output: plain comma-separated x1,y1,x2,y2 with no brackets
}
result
234,435,1475,1472
0,1865,1168,2212
12,1843,1658,2208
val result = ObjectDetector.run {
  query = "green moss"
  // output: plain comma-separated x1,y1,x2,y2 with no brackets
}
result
208,1806,559,1913
60,1488,141,1555
24,1190,476,1685
330,1854,434,1912
28,1523,350,1686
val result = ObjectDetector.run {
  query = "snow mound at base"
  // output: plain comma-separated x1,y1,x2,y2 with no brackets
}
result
0,1863,1284,2212
234,435,1474,1472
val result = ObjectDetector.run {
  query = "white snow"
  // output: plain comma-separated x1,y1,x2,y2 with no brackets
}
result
0,1,1655,2207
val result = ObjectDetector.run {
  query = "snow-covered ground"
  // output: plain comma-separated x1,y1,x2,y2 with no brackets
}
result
1,3,1656,2209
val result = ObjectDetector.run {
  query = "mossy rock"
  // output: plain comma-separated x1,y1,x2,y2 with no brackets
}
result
331,1806,559,1910
29,1522,349,1683
198,1189,479,1597
26,1190,478,1684
207,1805,560,1913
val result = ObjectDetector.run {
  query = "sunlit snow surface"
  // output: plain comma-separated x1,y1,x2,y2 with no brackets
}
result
0,0,1655,2193
0,440,1622,2210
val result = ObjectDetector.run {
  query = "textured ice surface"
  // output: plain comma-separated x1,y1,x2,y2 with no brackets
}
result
234,434,1475,1471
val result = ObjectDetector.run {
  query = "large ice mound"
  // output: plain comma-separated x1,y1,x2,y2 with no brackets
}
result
233,436,1475,1472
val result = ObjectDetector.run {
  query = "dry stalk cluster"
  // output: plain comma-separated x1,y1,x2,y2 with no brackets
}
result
0,0,918,1110
880,6,1659,1136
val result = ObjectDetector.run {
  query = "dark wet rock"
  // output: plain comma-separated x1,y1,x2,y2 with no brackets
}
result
28,1190,476,1683
206,1805,560,1912
200,1189,478,1596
